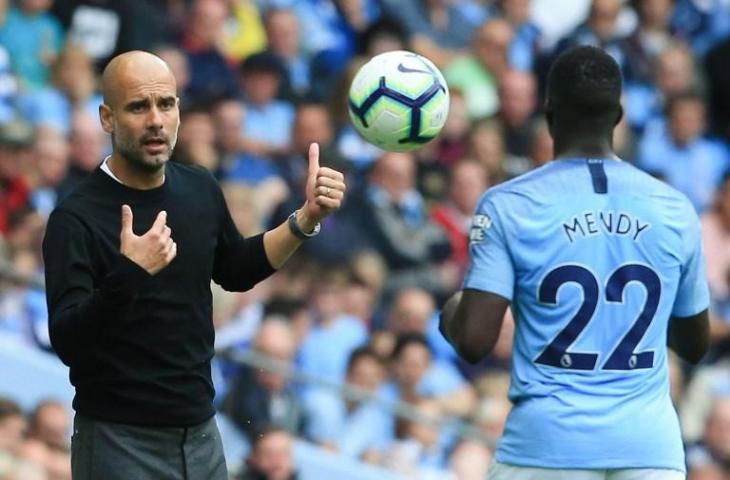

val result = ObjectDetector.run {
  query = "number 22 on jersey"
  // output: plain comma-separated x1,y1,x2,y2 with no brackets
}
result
535,262,660,371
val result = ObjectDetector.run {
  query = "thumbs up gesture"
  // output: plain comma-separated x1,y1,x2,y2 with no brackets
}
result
120,205,177,275
300,143,346,230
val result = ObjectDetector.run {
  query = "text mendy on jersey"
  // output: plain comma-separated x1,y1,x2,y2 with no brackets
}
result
563,211,651,243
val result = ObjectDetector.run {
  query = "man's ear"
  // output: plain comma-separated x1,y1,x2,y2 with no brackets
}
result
614,104,624,127
99,104,114,134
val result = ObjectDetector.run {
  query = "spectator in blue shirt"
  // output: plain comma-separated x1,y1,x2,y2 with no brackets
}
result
638,90,730,212
263,8,312,102
624,41,698,136
494,0,543,71
17,44,102,136
0,0,64,91
297,269,368,386
239,52,295,159
181,0,239,104
302,346,393,459
553,0,627,71
379,333,475,418
671,0,730,56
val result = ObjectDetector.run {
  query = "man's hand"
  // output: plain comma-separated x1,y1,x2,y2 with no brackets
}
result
120,205,177,275
298,143,346,231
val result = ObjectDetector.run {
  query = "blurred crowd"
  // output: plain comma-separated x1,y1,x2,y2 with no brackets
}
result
1,0,730,479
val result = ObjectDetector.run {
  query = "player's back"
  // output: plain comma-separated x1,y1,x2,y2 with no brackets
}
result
465,158,708,471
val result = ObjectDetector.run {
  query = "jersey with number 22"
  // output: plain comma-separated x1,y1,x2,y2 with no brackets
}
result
463,158,709,472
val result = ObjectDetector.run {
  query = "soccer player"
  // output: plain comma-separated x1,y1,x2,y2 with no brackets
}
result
440,45,709,479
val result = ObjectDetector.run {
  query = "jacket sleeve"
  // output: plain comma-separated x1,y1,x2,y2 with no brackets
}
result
42,209,150,366
211,183,276,292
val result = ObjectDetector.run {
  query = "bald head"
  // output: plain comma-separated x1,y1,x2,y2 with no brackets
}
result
101,51,176,108
99,50,180,177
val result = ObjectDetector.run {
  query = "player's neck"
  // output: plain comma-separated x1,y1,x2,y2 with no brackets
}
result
552,135,616,161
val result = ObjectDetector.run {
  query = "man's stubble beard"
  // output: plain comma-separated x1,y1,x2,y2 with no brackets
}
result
114,128,179,175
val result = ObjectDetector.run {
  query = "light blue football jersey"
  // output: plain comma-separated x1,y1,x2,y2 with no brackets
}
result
463,158,710,472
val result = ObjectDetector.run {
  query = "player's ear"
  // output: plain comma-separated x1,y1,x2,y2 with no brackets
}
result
99,104,114,134
614,105,624,127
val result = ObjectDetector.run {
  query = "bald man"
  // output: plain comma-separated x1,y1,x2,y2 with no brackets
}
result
42,50,346,480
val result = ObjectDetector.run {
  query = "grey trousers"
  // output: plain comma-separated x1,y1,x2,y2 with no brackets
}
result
71,413,228,480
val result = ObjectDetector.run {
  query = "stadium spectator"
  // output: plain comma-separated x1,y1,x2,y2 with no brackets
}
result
448,438,493,480
153,45,192,109
16,43,101,137
687,395,730,478
379,397,454,478
444,19,513,120
637,90,730,212
467,119,510,183
220,0,267,64
297,268,368,385
0,0,63,91
180,0,239,104
0,44,17,123
0,119,33,235
670,0,730,56
494,0,543,72
380,333,475,417
239,425,299,480
0,397,26,453
622,0,676,85
681,357,730,444
431,160,490,278
27,127,69,218
302,346,392,458
223,318,302,440
56,111,106,201
238,52,295,161
497,69,539,173
360,151,452,298
298,0,381,94
173,105,219,172
382,0,476,67
553,0,627,69
264,8,311,102
27,400,70,452
51,0,170,72
625,41,698,136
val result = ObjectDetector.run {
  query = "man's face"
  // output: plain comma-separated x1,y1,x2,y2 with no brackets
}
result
347,357,385,393
101,67,180,173
0,414,27,451
669,99,705,146
250,432,295,480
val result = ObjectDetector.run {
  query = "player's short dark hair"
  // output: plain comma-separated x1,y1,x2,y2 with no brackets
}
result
546,46,622,130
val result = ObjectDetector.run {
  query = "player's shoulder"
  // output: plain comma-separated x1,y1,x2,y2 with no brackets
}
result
612,160,698,215
480,162,556,205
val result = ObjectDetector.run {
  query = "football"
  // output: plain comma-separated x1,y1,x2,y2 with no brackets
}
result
348,50,450,152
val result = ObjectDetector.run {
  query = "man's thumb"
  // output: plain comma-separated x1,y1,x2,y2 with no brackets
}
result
308,142,320,180
121,204,133,235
